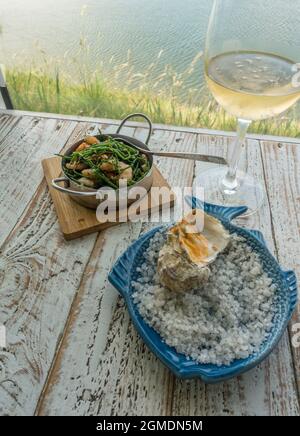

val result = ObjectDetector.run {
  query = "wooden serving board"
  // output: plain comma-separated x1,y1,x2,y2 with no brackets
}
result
42,157,175,240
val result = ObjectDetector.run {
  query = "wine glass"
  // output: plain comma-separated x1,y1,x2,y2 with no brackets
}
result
194,0,300,215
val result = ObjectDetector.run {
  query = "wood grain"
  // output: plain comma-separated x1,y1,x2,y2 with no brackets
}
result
0,119,138,415
0,116,77,246
0,119,100,415
0,112,299,416
42,157,175,240
37,128,197,416
0,181,98,415
260,140,300,396
0,113,21,142
170,134,299,416
3,108,299,145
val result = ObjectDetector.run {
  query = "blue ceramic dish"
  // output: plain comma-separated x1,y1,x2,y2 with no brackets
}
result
108,198,298,383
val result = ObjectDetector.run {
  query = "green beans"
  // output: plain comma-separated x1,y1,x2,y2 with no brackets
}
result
61,136,150,189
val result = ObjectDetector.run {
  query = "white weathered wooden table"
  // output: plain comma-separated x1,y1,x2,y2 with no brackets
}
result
0,109,299,416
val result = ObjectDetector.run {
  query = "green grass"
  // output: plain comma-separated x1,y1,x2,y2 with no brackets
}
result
6,67,300,137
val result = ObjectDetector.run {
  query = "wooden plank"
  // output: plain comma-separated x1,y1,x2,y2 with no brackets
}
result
170,134,300,416
42,157,175,240
260,140,300,396
0,181,98,416
1,109,300,145
0,120,121,415
104,130,197,417
0,113,21,143
37,128,197,416
0,115,77,246
1,113,298,415
37,129,299,416
0,115,117,247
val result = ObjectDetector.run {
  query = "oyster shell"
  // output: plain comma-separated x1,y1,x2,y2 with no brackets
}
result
158,209,230,292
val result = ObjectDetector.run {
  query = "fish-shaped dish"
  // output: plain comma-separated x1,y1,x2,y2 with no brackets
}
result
108,197,297,383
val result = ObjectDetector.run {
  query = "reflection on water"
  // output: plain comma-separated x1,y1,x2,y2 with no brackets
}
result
0,0,213,90
1,0,299,135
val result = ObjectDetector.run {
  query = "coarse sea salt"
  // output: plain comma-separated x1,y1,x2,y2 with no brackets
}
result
132,231,276,366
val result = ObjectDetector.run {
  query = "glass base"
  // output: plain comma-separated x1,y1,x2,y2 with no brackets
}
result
193,167,265,217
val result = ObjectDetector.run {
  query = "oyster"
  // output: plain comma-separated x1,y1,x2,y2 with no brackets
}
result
158,209,230,292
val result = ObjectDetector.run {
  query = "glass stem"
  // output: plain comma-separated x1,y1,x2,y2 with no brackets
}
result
222,118,251,193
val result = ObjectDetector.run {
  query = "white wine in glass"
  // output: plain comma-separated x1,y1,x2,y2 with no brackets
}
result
194,0,300,215
206,52,300,120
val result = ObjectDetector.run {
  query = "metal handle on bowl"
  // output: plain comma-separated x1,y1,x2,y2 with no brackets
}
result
51,177,98,197
116,113,153,145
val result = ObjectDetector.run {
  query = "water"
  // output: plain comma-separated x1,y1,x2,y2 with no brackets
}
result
0,0,213,90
